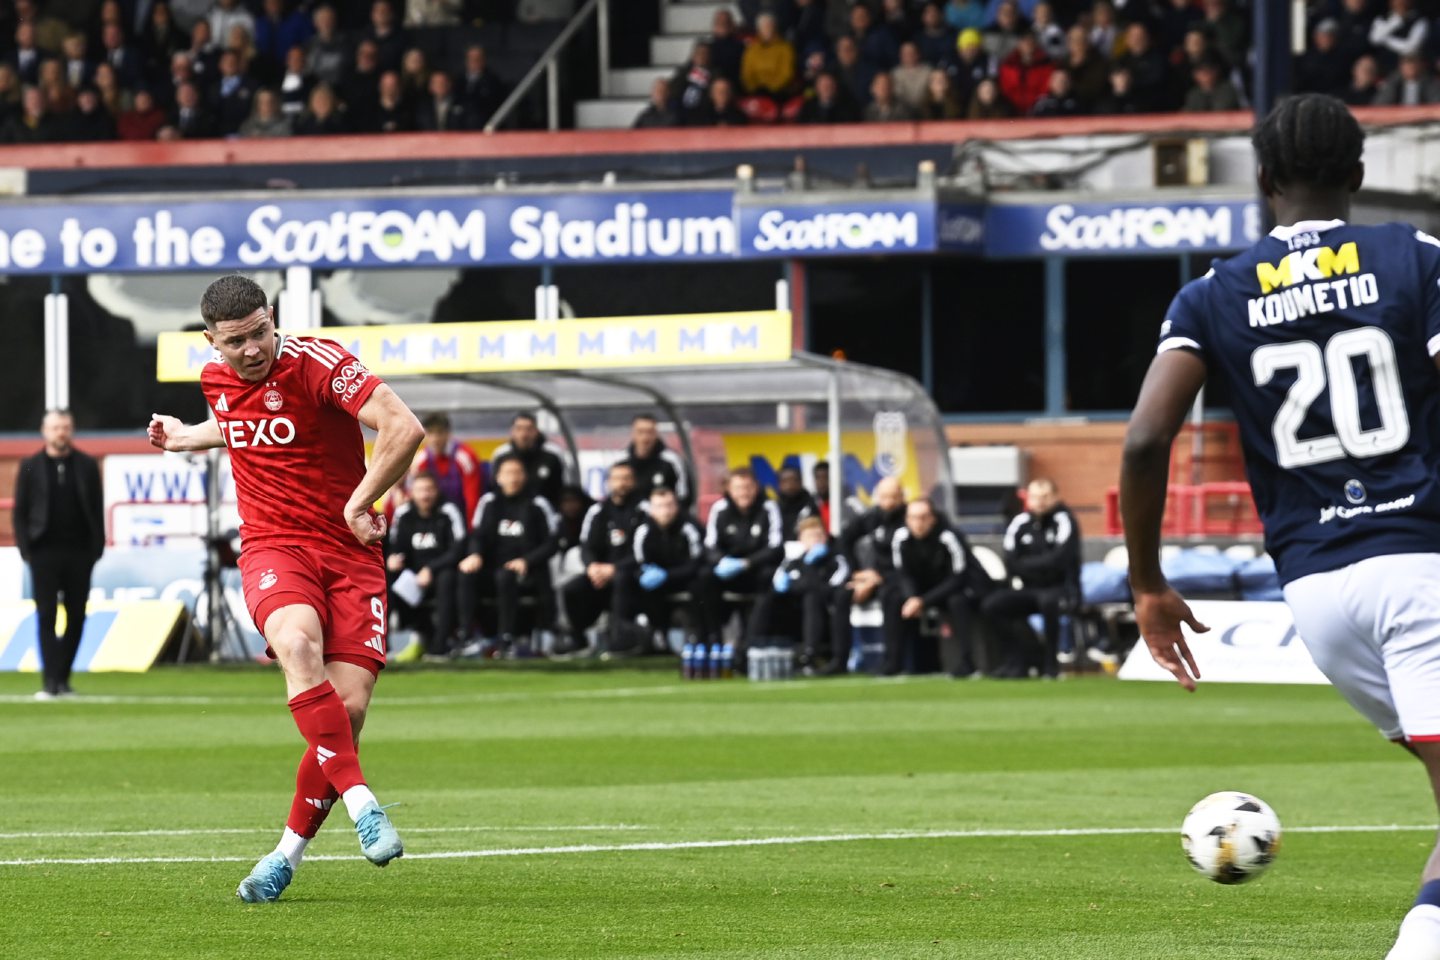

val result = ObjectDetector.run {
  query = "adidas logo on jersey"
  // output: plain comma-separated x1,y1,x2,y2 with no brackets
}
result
315,746,336,766
215,393,229,413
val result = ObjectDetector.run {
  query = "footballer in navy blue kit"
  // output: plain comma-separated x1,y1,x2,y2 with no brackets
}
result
1121,96,1440,960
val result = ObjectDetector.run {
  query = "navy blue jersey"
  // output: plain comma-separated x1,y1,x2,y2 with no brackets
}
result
1161,219,1440,584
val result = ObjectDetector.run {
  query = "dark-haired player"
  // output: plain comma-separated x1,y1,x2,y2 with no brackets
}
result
1122,95,1440,960
148,275,425,903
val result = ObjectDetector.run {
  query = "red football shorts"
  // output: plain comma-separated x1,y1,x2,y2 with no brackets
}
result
239,543,388,675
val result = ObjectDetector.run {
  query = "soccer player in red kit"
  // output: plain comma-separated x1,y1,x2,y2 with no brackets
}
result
147,276,424,902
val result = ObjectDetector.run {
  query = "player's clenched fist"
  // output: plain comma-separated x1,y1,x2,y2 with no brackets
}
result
345,503,387,546
148,413,184,451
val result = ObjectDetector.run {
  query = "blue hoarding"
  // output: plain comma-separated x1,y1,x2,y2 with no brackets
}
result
735,200,935,257
983,199,1262,257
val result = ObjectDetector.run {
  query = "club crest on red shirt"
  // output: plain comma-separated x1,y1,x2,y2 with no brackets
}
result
263,388,284,412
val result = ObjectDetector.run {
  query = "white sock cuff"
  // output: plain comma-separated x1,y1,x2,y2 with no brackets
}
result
275,827,309,871
341,784,379,821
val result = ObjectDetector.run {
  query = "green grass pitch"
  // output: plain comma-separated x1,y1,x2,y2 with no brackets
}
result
1,665,1435,959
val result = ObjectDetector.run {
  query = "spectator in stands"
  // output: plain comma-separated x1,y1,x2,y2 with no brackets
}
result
921,68,964,118
1116,21,1170,111
789,0,827,55
851,4,899,72
1199,0,1247,75
1335,0,1379,66
254,0,313,80
1031,1,1064,60
1369,0,1426,72
1088,0,1119,58
1182,55,1240,111
400,47,430,102
1342,53,1382,105
1297,19,1350,98
364,0,407,73
833,35,877,107
343,40,382,117
968,76,1014,117
709,9,745,84
304,4,347,89
118,86,167,139
741,13,796,100
634,77,678,128
99,22,140,90
8,21,43,87
369,69,412,131
696,75,748,126
457,458,559,658
293,81,347,134
561,461,643,656
492,411,567,506
892,41,931,111
838,476,906,607
753,516,852,674
883,498,983,677
1061,24,1106,109
209,0,255,53
623,413,689,507
92,62,125,116
406,0,463,26
949,27,990,105
238,86,292,136
983,478,1080,677
140,3,187,86
1094,63,1141,113
277,45,309,117
1155,0,1202,54
1374,50,1440,104
799,69,860,122
865,71,917,121
411,413,484,520
811,459,863,531
184,19,217,85
171,79,215,136
415,70,469,130
1031,67,1080,115
615,486,705,652
774,466,819,540
674,41,714,126
65,84,116,139
0,67,20,126
945,0,986,32
39,60,76,117
997,31,1053,115
983,1,1026,64
0,84,54,142
458,45,507,129
386,471,466,658
914,6,955,73
60,33,94,91
212,48,255,135
695,466,785,655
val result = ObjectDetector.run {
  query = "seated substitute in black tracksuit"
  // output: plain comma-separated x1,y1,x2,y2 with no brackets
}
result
883,499,986,677
622,413,692,510
838,476,908,605
980,479,1081,678
750,516,852,672
774,465,819,541
490,411,569,507
385,472,467,655
613,486,705,643
561,462,644,653
458,457,559,650
694,468,785,648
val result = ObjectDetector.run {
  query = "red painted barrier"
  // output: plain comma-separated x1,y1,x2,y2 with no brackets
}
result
1103,481,1263,538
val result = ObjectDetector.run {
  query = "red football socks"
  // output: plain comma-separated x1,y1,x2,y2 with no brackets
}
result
287,680,367,797
285,749,340,839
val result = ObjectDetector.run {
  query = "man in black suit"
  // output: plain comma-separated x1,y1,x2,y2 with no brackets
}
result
13,410,106,700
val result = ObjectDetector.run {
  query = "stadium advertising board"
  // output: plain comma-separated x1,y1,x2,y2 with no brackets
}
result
985,199,1262,257
156,311,793,381
0,598,186,672
735,200,934,257
1117,600,1329,685
0,191,736,273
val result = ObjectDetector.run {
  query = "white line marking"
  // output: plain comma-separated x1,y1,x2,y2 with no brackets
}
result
1,824,1432,868
0,824,646,841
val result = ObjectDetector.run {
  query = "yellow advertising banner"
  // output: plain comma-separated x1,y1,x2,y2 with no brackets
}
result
156,311,792,382
721,429,924,503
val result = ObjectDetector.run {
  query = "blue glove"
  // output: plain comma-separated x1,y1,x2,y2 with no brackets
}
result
803,543,829,565
714,556,746,580
772,567,791,593
639,564,667,591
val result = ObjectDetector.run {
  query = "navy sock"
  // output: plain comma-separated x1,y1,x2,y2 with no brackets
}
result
1416,879,1440,909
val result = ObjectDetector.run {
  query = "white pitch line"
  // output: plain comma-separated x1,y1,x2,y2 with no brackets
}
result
0,824,647,841
1,824,1433,868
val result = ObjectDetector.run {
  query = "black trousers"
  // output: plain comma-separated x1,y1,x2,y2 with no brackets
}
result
693,566,772,644
611,570,696,639
388,567,458,655
28,545,95,693
458,565,554,640
750,583,850,664
881,586,977,677
979,586,1071,678
561,574,612,644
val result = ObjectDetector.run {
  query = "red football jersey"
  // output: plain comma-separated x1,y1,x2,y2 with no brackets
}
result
200,334,383,556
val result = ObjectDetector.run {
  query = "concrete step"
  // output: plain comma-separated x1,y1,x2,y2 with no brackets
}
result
651,33,706,66
608,66,675,98
662,2,727,34
575,98,649,130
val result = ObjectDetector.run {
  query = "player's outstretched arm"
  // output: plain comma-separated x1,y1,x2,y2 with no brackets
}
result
1121,349,1210,691
350,384,425,547
147,414,223,452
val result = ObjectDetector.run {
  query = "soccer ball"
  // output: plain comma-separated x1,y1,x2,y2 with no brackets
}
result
1180,791,1282,885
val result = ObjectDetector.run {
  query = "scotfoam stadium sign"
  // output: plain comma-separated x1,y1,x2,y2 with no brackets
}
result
985,199,1262,257
736,200,934,256
0,191,737,273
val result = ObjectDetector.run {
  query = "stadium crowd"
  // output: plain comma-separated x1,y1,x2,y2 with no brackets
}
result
382,411,1088,679
636,0,1440,128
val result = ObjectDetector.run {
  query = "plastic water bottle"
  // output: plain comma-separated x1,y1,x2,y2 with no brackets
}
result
720,641,734,679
